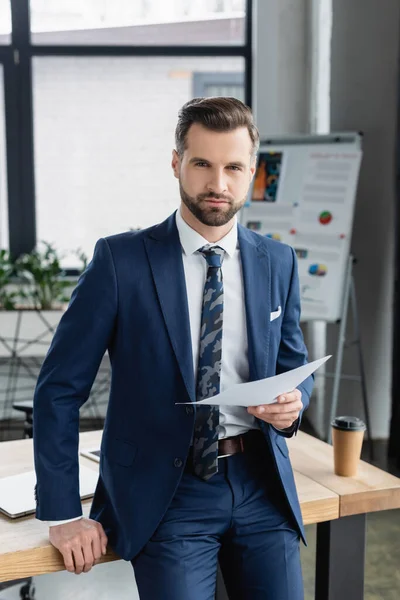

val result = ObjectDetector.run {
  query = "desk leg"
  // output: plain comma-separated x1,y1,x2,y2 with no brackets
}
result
315,514,366,600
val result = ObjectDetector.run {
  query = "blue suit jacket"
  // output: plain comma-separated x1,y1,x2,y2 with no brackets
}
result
33,212,313,560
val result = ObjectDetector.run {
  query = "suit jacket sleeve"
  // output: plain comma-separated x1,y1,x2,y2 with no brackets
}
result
273,246,314,438
33,238,117,520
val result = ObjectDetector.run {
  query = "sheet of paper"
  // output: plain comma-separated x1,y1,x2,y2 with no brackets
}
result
176,355,331,407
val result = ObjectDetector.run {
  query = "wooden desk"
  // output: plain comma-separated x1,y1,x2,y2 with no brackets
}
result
0,430,399,600
288,431,400,515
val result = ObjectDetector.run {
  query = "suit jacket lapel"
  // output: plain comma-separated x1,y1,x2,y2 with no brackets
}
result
144,213,195,403
238,225,271,381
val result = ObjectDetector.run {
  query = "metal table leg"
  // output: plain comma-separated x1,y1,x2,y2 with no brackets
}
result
315,514,366,600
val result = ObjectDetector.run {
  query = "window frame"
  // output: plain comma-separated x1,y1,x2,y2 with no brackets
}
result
2,0,252,258
192,71,245,99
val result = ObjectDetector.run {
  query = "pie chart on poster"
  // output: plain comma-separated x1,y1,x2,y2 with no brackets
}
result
319,211,333,225
266,233,282,241
309,264,328,277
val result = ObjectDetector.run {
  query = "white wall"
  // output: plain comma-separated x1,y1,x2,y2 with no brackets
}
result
32,55,243,266
330,0,399,439
253,0,310,136
254,0,399,439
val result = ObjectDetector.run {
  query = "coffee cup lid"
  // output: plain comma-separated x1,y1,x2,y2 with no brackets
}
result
331,415,366,431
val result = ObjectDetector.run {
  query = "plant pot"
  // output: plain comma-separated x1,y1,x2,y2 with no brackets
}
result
0,309,65,358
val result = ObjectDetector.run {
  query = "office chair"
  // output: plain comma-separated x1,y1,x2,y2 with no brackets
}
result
12,401,33,439
0,577,35,599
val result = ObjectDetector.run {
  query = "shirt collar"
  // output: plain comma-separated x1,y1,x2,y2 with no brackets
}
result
175,208,238,258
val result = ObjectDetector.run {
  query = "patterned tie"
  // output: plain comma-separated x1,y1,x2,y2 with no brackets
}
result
192,244,225,480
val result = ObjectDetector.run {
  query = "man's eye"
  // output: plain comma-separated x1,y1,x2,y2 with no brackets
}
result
228,166,241,171
195,162,208,167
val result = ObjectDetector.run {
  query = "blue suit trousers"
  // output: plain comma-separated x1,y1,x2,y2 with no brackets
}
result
131,445,304,600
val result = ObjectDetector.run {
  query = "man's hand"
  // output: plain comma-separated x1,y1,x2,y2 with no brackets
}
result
247,389,303,430
49,517,108,574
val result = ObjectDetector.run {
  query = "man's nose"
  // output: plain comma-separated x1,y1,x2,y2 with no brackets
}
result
207,170,228,194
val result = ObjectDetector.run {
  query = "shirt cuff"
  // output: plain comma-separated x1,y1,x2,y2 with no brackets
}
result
274,426,294,432
47,515,83,527
272,420,298,435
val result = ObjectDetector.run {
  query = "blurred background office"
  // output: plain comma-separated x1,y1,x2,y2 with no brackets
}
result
0,1,399,598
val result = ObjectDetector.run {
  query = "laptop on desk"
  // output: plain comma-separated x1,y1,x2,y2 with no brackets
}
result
0,466,99,519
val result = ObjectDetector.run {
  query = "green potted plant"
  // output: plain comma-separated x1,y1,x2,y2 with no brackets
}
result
0,242,87,359
0,249,18,311
16,242,74,310
0,244,90,431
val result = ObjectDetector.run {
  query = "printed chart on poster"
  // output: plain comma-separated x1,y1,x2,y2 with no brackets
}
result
240,133,363,322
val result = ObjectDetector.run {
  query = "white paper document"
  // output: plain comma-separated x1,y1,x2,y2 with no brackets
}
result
176,356,331,407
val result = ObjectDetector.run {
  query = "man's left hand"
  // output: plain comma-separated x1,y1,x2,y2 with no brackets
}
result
247,389,303,430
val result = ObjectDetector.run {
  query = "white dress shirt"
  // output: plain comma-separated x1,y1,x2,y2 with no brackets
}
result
48,209,258,526
176,208,259,440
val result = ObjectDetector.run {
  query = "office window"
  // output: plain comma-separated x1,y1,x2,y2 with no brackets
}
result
0,0,11,44
0,64,8,249
32,56,244,267
193,71,244,101
30,0,246,46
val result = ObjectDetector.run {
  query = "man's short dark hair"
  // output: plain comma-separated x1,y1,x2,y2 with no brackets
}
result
175,96,260,158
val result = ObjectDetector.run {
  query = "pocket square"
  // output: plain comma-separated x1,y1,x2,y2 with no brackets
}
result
270,306,282,322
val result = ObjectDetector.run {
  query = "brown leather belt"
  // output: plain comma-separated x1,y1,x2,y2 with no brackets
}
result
187,430,264,465
217,429,263,457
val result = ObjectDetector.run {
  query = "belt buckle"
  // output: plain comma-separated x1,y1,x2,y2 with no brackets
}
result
218,434,245,459
218,452,233,459
218,439,233,459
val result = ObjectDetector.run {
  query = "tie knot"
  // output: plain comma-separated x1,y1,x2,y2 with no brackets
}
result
198,245,225,268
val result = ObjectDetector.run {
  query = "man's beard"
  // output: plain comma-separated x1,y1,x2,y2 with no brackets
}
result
179,181,245,227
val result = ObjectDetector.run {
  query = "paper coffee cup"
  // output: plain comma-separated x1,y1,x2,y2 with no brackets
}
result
331,416,366,477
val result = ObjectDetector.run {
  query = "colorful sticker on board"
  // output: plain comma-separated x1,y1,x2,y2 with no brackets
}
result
252,152,283,202
295,248,308,259
266,233,282,241
309,264,328,277
246,221,262,231
319,211,333,225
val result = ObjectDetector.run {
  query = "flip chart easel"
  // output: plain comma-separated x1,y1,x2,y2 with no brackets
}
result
240,134,371,454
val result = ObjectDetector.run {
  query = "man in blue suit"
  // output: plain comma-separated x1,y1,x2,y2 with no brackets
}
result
33,97,313,599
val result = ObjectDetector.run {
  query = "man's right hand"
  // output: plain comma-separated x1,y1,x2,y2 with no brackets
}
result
49,517,108,574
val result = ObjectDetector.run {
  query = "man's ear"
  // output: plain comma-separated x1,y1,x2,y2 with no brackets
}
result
249,156,257,180
171,150,181,179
